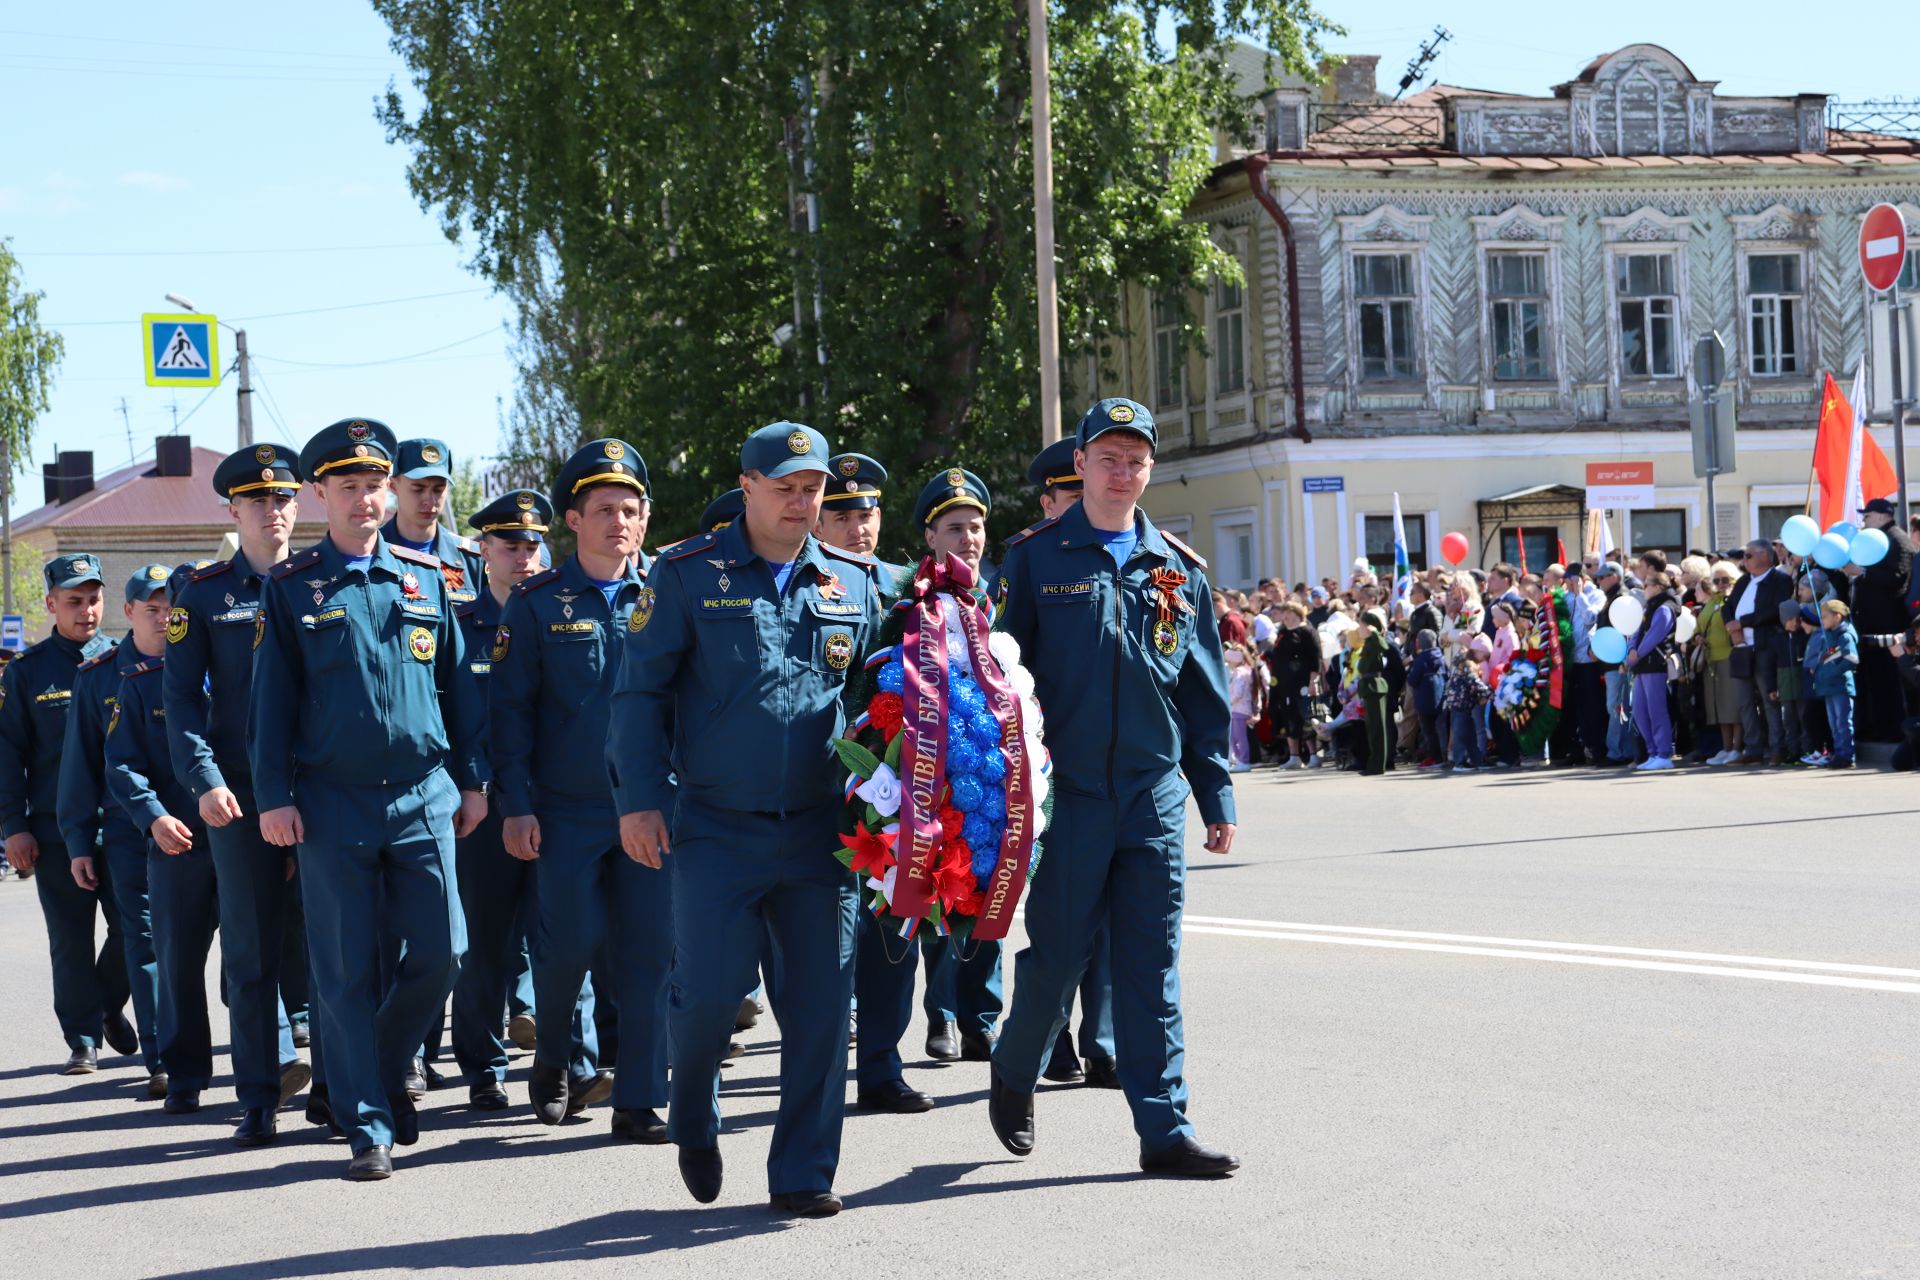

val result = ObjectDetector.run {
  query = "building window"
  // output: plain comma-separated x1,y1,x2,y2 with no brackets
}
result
1746,253,1804,377
1901,248,1920,292
1616,253,1678,378
1757,504,1806,543
1354,253,1416,380
1633,508,1686,558
1213,275,1246,396
1487,252,1549,381
1152,293,1183,410
1363,513,1429,572
1498,527,1556,574
1212,515,1256,589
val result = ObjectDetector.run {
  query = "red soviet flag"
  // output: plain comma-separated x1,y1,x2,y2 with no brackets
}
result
1812,371,1899,529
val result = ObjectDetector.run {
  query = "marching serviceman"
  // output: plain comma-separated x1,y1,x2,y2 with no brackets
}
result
58,580,163,1098
166,446,314,1145
987,398,1240,1178
1024,437,1117,1090
818,453,909,590
490,443,668,1137
0,553,136,1074
385,437,484,607
612,421,882,1217
251,417,489,1182
448,487,573,1112
911,469,1006,1065
105,565,220,1116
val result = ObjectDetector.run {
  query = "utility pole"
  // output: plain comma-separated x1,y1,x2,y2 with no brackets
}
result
234,327,253,447
1,433,11,616
1028,0,1062,445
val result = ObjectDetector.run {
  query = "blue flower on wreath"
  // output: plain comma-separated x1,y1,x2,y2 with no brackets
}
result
876,658,905,694
948,774,985,812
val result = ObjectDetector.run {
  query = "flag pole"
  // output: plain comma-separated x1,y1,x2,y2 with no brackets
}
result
1028,0,1062,447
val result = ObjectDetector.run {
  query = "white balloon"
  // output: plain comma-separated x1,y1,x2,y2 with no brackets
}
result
1610,596,1645,635
1675,610,1698,643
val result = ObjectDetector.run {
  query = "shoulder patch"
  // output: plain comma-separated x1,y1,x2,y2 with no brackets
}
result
77,652,115,672
820,542,876,566
270,546,324,580
1160,529,1208,571
456,536,482,555
189,560,236,583
513,568,562,596
1005,514,1063,549
389,544,442,569
663,532,719,561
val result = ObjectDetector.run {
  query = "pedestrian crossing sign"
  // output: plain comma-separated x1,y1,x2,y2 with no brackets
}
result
142,313,221,388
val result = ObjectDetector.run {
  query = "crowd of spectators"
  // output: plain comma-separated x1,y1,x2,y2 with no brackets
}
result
1214,500,1920,775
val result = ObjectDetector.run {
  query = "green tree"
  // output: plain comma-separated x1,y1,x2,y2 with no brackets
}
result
0,241,65,616
375,1,1330,561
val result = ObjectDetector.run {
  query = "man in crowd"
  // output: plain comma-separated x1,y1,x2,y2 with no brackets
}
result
385,438,484,607
1844,498,1914,740
1726,540,1794,764
1559,563,1606,768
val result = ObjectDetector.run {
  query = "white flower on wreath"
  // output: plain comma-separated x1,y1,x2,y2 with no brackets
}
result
855,762,903,818
987,631,1022,670
867,861,899,905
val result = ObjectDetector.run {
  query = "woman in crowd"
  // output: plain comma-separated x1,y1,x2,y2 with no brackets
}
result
1267,601,1323,769
1486,600,1522,768
1627,569,1681,771
1697,560,1744,765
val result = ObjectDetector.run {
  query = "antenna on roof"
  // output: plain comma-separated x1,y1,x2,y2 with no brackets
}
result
1394,26,1452,101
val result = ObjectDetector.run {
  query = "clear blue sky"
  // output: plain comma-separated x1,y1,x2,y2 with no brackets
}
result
3,3,1906,517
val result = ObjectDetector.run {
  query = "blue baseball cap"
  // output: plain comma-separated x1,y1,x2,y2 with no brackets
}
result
124,563,172,603
44,553,104,592
1074,398,1156,453
394,438,453,482
741,422,832,479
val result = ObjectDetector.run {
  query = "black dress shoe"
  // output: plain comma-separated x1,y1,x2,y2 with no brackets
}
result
422,1060,447,1090
469,1079,510,1111
145,1072,169,1101
529,1060,569,1125
234,1107,277,1148
988,1070,1034,1156
345,1145,393,1181
925,1021,960,1062
1082,1056,1122,1089
959,1030,995,1062
404,1057,428,1101
163,1090,201,1115
1042,1029,1084,1083
678,1145,723,1203
103,1011,138,1057
611,1108,669,1143
278,1059,312,1108
60,1046,97,1075
567,1068,614,1116
1139,1136,1240,1178
768,1190,842,1217
390,1093,419,1147
735,996,762,1032
855,1079,935,1114
291,1022,311,1049
306,1083,344,1137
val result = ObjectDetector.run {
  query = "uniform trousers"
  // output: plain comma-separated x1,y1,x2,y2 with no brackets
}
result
100,822,161,1073
667,799,854,1195
920,933,1002,1038
852,912,924,1088
994,774,1195,1152
208,789,305,1111
31,839,130,1051
148,840,219,1093
528,805,671,1109
1046,920,1117,1070
298,769,464,1153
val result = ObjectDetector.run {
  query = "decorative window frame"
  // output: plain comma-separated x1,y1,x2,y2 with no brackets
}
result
1210,506,1260,590
1338,206,1433,395
1148,287,1187,424
1470,208,1567,395
1731,205,1815,385
1601,208,1695,391
1206,228,1255,439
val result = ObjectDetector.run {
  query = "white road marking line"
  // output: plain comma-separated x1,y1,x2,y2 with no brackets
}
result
1182,926,1920,993
1181,915,1920,978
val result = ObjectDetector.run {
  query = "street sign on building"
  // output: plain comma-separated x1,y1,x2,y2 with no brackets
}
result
1301,476,1344,493
1586,461,1656,510
1860,203,1908,293
142,313,221,388
0,616,24,653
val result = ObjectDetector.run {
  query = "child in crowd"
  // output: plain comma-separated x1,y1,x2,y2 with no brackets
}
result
1408,629,1445,767
1225,642,1263,773
1805,599,1860,769
1775,601,1810,765
1443,635,1493,772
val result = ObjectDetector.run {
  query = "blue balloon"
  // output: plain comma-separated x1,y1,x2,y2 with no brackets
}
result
1826,521,1859,545
1850,527,1890,567
1590,626,1628,665
1780,514,1821,557
1813,532,1851,570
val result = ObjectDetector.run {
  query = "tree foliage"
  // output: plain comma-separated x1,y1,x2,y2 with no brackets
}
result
375,0,1329,559
0,240,65,615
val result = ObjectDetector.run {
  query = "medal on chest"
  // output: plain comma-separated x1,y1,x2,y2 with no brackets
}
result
818,569,846,602
400,571,424,601
1147,567,1190,656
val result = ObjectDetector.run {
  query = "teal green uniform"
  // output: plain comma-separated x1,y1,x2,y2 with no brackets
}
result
0,628,128,1052
609,521,881,1195
249,536,486,1154
990,499,1233,1152
382,518,484,608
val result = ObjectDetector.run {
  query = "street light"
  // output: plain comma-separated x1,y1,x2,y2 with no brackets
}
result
162,292,253,447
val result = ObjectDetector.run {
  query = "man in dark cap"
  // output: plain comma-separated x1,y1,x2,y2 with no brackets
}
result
0,552,135,1075
386,437,484,606
612,421,882,1216
818,453,909,592
1844,497,1915,740
491,442,667,1137
166,444,314,1144
251,418,488,1181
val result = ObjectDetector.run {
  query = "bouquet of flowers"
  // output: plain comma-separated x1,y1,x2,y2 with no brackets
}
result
1493,585,1569,752
833,553,1050,942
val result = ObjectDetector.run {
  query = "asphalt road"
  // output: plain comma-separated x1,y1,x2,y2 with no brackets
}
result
0,766,1915,1280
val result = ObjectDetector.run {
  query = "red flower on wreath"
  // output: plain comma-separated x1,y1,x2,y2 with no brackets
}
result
938,805,964,841
839,821,896,879
867,692,905,740
934,839,977,913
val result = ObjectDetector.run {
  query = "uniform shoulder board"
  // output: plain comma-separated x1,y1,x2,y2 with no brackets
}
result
662,532,718,561
389,544,442,569
270,546,324,580
455,599,481,619
820,542,876,567
1160,528,1208,570
127,659,162,677
456,536,482,555
1005,514,1062,549
78,652,115,672
513,567,562,595
189,560,235,583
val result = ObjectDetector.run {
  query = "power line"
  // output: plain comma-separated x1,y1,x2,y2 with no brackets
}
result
19,242,444,259
50,287,491,329
252,326,503,370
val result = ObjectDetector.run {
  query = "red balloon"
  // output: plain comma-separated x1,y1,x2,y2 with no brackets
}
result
1440,531,1470,567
